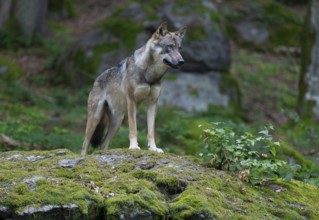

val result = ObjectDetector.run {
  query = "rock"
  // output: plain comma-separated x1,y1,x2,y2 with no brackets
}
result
55,150,67,156
136,160,156,170
7,154,23,161
225,1,303,49
162,2,231,72
58,157,85,168
0,206,10,219
26,155,46,162
22,175,45,191
298,0,319,120
17,204,83,220
0,149,318,219
159,72,240,112
234,21,269,44
97,154,133,167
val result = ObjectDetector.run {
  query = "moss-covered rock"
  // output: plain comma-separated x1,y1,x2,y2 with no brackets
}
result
0,149,318,219
225,0,304,50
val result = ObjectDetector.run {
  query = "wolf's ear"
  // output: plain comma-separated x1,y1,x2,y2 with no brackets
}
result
175,26,187,39
156,22,168,38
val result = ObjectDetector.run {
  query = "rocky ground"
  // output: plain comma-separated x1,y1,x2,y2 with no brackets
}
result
0,149,318,219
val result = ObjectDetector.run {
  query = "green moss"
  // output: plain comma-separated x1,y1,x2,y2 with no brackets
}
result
269,24,302,47
13,183,30,195
156,176,180,193
99,18,143,51
48,0,77,18
169,186,216,219
263,179,319,219
139,0,162,19
0,55,23,82
165,74,177,81
188,86,199,97
263,1,303,25
132,170,158,181
225,0,304,50
186,24,206,43
106,189,167,219
57,46,97,86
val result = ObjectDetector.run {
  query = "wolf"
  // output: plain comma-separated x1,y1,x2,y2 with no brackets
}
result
81,22,187,156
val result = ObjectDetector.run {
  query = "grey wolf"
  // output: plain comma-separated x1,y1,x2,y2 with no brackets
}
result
81,22,186,155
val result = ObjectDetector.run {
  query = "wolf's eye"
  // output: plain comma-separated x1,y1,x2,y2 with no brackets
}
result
167,45,174,50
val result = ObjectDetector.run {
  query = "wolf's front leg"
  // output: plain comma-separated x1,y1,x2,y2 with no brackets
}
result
147,103,163,153
147,86,163,153
127,96,140,150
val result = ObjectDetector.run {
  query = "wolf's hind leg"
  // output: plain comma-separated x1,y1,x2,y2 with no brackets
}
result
100,113,124,151
81,99,105,156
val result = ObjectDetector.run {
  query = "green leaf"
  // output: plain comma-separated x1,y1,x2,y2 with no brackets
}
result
269,146,276,156
259,130,269,136
273,141,280,146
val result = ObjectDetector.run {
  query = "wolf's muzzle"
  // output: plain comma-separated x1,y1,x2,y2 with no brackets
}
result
163,58,185,69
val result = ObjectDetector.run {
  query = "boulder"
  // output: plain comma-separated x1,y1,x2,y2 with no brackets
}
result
158,72,240,112
298,0,319,120
0,149,318,219
225,0,304,50
161,1,231,72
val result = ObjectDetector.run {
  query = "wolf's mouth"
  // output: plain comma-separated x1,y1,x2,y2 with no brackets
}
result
163,59,179,69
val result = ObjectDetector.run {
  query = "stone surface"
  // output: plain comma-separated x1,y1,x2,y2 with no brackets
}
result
58,157,85,168
159,72,239,112
25,155,45,162
235,21,269,44
17,204,83,220
161,2,231,72
225,1,303,48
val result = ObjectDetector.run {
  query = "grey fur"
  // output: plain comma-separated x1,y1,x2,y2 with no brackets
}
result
81,22,186,155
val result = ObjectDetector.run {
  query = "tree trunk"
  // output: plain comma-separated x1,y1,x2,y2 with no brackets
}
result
13,0,48,41
0,0,12,27
298,0,319,120
0,0,48,43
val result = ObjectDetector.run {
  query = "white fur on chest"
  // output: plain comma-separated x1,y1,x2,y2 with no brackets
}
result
134,84,161,102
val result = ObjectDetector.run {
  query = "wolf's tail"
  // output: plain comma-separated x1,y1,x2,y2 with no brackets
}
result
90,117,108,148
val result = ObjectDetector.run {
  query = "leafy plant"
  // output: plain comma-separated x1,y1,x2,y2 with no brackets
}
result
200,122,289,185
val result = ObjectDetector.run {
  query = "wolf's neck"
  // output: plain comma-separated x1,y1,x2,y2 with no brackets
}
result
134,43,152,69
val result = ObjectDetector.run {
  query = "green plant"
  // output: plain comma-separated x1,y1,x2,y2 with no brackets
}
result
200,123,289,184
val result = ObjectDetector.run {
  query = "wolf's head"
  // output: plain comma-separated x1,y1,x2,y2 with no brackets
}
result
150,22,187,69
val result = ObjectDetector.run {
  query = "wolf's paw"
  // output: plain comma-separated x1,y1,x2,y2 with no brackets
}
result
149,147,164,153
81,150,87,156
129,144,141,150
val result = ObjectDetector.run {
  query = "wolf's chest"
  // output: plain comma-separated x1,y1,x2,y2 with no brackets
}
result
144,64,167,84
134,84,161,103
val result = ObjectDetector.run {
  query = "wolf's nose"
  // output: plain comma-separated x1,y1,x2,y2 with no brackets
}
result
178,60,185,66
